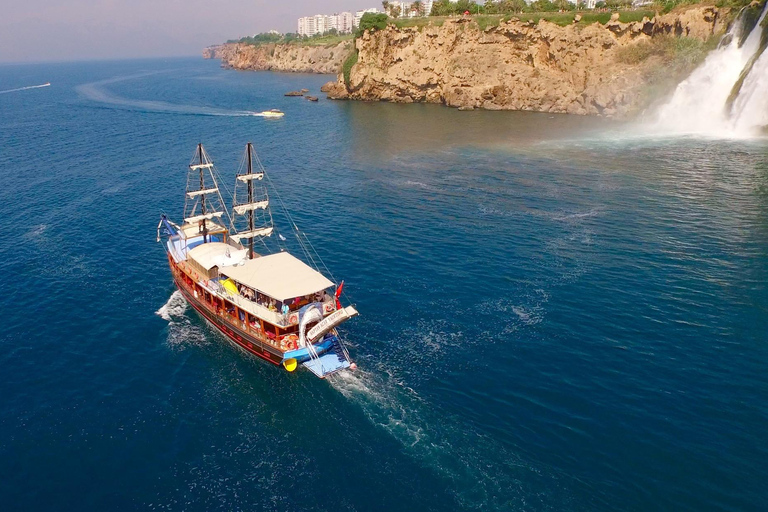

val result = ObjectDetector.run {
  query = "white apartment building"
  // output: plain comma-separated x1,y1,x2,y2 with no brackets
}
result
337,11,354,33
385,1,433,18
297,11,362,36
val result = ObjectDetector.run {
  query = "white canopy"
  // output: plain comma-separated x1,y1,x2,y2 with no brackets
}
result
220,251,334,301
187,242,248,270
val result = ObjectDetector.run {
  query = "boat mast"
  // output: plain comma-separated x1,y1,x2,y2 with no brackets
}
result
198,143,208,243
247,143,255,259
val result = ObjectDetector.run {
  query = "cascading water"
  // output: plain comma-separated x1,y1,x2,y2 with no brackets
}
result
653,4,768,137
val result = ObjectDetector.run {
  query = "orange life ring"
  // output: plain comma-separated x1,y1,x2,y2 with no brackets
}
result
324,303,334,313
288,313,299,324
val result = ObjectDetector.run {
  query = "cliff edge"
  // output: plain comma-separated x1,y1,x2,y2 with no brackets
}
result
203,41,351,74
325,7,726,117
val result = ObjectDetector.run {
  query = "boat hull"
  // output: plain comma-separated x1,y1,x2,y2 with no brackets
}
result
170,264,333,367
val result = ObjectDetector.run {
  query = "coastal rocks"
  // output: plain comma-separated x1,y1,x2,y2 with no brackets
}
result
306,96,319,101
285,91,304,96
326,6,724,117
203,40,352,74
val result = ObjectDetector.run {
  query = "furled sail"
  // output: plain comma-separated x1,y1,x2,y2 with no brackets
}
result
183,144,233,234
230,144,274,254
233,200,269,215
237,173,264,182
184,211,224,223
187,187,219,198
231,227,274,241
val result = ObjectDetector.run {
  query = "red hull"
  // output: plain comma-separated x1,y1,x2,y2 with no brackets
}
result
169,257,285,365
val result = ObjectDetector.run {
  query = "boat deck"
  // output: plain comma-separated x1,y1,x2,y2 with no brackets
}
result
303,350,351,378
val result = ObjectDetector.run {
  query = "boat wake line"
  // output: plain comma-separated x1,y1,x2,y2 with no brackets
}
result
77,74,258,117
328,365,566,510
0,83,51,95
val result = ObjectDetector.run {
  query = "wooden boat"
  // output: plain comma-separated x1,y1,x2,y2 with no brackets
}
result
157,143,357,377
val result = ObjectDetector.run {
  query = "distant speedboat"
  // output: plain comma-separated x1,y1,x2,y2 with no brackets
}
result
157,143,358,378
259,109,284,118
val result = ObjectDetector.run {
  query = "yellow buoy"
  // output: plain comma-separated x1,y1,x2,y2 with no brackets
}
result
283,358,298,372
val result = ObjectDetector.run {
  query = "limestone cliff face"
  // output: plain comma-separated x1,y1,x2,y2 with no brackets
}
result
203,41,351,74
326,7,726,116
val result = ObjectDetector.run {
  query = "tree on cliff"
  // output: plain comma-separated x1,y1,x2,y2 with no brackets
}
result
430,0,453,15
357,13,389,36
412,1,426,16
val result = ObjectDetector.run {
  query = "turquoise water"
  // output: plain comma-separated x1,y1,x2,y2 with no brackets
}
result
1,58,767,511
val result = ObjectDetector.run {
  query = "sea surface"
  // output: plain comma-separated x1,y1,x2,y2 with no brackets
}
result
1,58,766,511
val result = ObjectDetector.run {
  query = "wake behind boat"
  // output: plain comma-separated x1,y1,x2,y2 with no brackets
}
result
157,143,357,378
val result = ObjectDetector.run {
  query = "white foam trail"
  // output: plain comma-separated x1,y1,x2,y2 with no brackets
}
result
156,290,188,321
330,368,426,447
0,83,50,94
77,74,256,117
330,367,547,508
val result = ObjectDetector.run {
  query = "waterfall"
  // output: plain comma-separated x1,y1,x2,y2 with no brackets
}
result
652,4,768,137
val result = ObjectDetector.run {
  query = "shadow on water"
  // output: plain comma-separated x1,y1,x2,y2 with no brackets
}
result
340,101,620,161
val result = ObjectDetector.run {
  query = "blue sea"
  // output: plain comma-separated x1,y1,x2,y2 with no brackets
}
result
1,58,766,511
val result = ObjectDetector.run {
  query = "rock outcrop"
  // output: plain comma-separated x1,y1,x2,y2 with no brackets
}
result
203,41,352,74
326,6,726,117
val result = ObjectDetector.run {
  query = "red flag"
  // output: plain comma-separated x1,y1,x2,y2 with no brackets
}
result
335,280,344,309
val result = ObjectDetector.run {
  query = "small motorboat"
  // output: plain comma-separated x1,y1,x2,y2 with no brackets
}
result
255,109,284,118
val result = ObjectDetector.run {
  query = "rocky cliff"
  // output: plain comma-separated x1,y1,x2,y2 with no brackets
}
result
203,41,351,74
324,7,727,116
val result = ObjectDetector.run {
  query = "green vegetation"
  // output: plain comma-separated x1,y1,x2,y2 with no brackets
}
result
231,31,353,48
388,10,656,30
343,51,358,88
616,34,720,65
356,12,389,36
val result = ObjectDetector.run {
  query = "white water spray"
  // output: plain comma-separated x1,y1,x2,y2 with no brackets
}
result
0,83,50,95
156,290,188,321
653,5,768,137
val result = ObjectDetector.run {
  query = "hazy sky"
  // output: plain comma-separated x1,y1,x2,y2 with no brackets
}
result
0,1,377,63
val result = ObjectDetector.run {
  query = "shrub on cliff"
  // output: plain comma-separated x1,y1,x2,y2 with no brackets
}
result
357,13,389,37
343,51,359,88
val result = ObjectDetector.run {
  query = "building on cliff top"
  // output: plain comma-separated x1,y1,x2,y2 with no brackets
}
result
298,10,368,37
